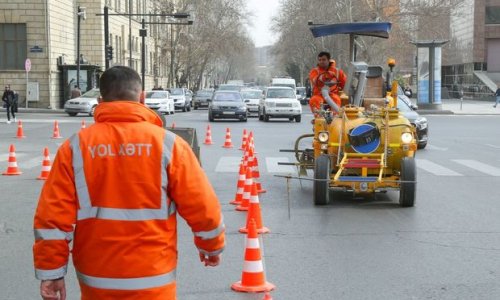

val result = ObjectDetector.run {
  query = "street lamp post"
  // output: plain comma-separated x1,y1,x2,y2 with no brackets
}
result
76,6,86,89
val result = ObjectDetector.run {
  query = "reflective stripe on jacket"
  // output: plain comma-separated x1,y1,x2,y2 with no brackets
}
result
33,101,225,299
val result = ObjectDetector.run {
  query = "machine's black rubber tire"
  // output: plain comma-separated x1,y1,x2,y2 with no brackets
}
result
314,154,330,205
295,115,301,122
399,157,416,207
417,142,427,149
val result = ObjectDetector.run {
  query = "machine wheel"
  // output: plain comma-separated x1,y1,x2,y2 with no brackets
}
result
295,115,302,122
417,142,427,149
399,157,416,207
313,154,330,205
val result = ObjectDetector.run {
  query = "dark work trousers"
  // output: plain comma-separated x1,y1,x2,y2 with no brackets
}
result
6,103,15,121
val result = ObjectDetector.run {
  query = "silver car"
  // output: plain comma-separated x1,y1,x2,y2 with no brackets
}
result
64,88,100,116
240,89,262,117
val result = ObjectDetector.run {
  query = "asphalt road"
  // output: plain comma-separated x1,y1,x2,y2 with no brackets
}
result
0,108,499,300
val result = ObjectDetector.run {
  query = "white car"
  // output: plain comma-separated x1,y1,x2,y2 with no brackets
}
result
240,88,262,117
259,86,302,122
167,88,192,112
64,88,100,117
145,90,175,115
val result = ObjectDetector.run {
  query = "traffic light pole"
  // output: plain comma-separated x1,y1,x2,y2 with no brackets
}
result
140,19,146,90
104,6,109,69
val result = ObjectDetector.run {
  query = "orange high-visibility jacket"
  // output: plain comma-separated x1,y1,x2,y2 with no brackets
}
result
309,62,347,96
33,101,225,300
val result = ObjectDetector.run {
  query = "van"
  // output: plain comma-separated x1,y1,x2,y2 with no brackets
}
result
271,77,296,91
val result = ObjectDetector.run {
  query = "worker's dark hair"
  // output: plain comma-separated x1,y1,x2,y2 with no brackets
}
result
318,51,331,60
99,66,142,102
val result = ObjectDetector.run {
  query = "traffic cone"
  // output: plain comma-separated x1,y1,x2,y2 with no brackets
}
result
263,292,273,300
239,129,248,150
236,168,253,211
51,121,62,139
204,125,213,145
231,163,246,205
222,128,234,148
251,151,266,193
80,120,86,130
16,120,26,138
2,144,22,175
171,122,176,129
231,219,275,293
37,147,51,180
239,183,270,234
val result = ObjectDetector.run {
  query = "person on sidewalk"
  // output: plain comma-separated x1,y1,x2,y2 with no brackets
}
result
2,85,16,124
70,85,82,99
494,87,500,108
33,66,225,300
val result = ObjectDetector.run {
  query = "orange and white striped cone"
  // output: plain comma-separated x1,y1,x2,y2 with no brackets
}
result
248,131,257,154
222,127,234,148
263,292,273,300
80,120,86,130
2,144,22,176
252,152,266,193
239,183,270,234
239,129,248,150
171,122,176,129
231,163,246,205
204,125,213,145
236,168,253,211
51,121,62,139
231,218,275,293
16,120,26,139
37,147,52,180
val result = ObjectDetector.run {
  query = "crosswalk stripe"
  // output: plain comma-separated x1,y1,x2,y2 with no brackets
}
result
0,153,27,163
485,144,500,149
426,144,448,151
416,159,463,176
266,157,296,173
214,157,241,173
452,159,500,176
19,156,44,170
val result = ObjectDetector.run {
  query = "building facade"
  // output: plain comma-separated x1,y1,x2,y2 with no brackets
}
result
0,0,172,109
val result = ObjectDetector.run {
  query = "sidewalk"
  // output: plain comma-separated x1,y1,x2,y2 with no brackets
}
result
415,98,500,115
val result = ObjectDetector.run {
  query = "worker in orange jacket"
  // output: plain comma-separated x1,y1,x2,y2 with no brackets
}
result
33,66,225,300
309,51,347,114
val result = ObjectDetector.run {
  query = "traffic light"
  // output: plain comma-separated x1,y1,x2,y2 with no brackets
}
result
105,45,113,61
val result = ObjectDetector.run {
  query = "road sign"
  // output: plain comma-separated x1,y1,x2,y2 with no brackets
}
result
25,58,31,72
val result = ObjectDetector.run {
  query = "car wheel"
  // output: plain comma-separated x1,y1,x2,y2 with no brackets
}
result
208,111,214,122
187,103,191,112
417,142,427,149
89,105,97,117
68,112,77,117
295,115,302,122
263,110,270,122
289,117,294,121
399,157,416,207
182,105,187,112
194,105,198,110
314,154,330,205
258,109,264,121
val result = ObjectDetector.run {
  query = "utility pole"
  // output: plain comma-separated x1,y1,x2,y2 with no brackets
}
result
104,6,109,69
129,0,132,68
140,18,146,90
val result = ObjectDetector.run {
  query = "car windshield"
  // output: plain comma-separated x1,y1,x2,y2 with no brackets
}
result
213,92,242,102
397,97,412,112
296,88,306,96
218,85,242,91
168,88,183,95
267,89,295,98
81,89,100,98
241,91,261,99
146,91,168,98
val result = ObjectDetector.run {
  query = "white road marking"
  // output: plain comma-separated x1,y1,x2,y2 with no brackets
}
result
214,157,242,172
18,119,93,124
0,153,27,163
266,157,296,173
19,156,44,169
426,144,448,151
416,159,463,176
485,144,500,149
452,159,500,177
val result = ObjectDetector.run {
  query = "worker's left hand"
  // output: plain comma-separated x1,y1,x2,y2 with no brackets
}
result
40,278,66,300
199,252,221,267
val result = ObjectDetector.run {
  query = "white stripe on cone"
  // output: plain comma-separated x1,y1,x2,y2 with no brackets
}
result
243,260,264,273
8,162,18,167
245,238,260,249
41,166,51,171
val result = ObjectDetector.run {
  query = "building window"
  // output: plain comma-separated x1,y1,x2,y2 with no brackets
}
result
486,6,500,24
0,23,27,70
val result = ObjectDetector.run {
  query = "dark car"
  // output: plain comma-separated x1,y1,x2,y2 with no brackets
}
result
397,87,428,149
208,91,247,122
193,89,214,110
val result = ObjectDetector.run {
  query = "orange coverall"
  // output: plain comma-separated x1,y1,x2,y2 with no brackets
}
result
309,61,347,113
33,101,225,299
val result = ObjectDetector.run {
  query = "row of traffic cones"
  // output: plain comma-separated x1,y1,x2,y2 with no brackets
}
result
229,132,274,297
2,144,51,180
11,120,87,139
203,126,253,150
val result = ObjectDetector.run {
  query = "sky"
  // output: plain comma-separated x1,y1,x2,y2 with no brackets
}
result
246,0,281,48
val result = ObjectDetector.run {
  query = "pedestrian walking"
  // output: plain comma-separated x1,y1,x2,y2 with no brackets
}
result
70,85,82,99
33,66,225,300
2,85,16,123
494,87,500,108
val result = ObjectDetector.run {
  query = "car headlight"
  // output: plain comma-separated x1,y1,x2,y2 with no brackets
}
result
415,117,427,130
401,132,413,144
318,131,329,143
265,101,275,107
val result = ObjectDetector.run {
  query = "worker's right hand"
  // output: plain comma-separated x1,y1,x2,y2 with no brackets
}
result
40,278,66,300
199,252,221,267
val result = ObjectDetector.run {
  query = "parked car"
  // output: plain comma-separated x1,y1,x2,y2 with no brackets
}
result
64,88,100,116
296,87,308,104
397,86,428,149
167,87,192,112
259,86,302,122
240,88,262,117
145,90,174,115
208,91,247,122
193,89,214,109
